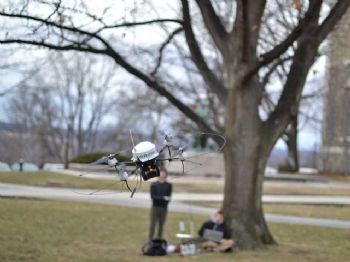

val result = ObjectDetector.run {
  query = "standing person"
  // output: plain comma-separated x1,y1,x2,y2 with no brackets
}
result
149,168,172,240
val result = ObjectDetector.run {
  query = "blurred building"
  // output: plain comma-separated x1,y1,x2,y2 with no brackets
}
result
320,7,350,173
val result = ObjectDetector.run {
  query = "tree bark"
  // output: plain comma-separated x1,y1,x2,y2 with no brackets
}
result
64,121,73,169
222,77,275,249
285,115,299,172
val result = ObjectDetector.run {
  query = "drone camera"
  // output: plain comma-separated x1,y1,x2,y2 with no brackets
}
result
139,159,160,181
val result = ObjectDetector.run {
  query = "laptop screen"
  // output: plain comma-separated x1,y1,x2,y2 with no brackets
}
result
203,229,223,242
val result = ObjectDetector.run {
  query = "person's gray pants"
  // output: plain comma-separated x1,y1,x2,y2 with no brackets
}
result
149,206,168,240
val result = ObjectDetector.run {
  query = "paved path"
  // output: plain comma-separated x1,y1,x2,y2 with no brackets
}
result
59,169,350,191
2,182,350,205
1,182,349,229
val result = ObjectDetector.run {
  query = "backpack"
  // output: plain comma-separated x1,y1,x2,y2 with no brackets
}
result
142,238,167,256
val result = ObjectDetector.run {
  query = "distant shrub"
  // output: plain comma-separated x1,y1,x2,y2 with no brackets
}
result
70,152,130,164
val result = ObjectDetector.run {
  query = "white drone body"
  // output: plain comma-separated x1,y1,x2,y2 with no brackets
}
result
131,141,159,162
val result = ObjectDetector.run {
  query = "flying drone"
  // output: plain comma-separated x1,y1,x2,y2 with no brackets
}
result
81,131,226,198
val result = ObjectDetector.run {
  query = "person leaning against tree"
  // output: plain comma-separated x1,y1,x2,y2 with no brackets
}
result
198,210,235,252
149,168,172,240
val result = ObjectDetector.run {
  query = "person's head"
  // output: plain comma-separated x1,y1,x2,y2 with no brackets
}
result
213,210,224,224
159,168,168,182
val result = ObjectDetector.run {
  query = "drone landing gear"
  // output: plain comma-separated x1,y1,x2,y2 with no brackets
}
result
122,180,137,198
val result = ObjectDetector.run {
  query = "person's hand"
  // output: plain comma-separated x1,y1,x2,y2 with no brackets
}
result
163,196,170,201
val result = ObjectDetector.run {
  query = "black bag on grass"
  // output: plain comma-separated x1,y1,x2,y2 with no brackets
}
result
142,238,167,256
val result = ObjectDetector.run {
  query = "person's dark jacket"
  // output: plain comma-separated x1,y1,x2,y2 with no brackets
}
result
150,181,172,208
198,220,231,239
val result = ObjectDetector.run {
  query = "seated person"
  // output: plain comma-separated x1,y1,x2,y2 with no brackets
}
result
198,210,235,252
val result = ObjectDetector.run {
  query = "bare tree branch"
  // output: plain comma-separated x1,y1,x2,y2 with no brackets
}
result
244,0,322,81
264,0,350,144
104,46,221,141
151,27,183,76
181,0,227,104
195,0,228,54
0,8,220,140
260,55,293,87
244,0,267,62
0,11,97,38
314,0,350,43
0,39,106,54
95,18,183,33
262,1,323,144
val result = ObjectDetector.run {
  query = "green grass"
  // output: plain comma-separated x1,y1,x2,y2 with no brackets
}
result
264,204,350,220
172,180,350,196
0,171,129,190
169,179,224,193
184,202,350,221
262,183,350,196
0,198,349,262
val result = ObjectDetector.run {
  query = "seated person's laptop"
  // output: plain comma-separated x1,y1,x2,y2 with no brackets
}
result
203,229,223,243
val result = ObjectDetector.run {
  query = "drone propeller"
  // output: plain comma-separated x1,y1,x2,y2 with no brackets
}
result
158,130,173,143
157,132,226,175
77,146,135,180
75,165,141,197
164,133,173,146
174,146,186,159
88,153,119,165
159,130,181,158
182,132,227,161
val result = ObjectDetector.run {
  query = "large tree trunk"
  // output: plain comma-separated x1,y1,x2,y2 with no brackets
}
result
222,78,276,249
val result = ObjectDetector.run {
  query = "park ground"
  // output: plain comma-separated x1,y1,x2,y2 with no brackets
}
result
0,171,350,261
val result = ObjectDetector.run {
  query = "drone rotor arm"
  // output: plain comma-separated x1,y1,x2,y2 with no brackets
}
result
89,156,109,165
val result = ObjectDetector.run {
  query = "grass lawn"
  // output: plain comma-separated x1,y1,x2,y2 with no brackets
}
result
0,171,130,190
191,202,350,221
1,171,350,196
172,181,350,196
264,204,350,220
0,198,349,262
1,171,349,221
262,183,350,196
